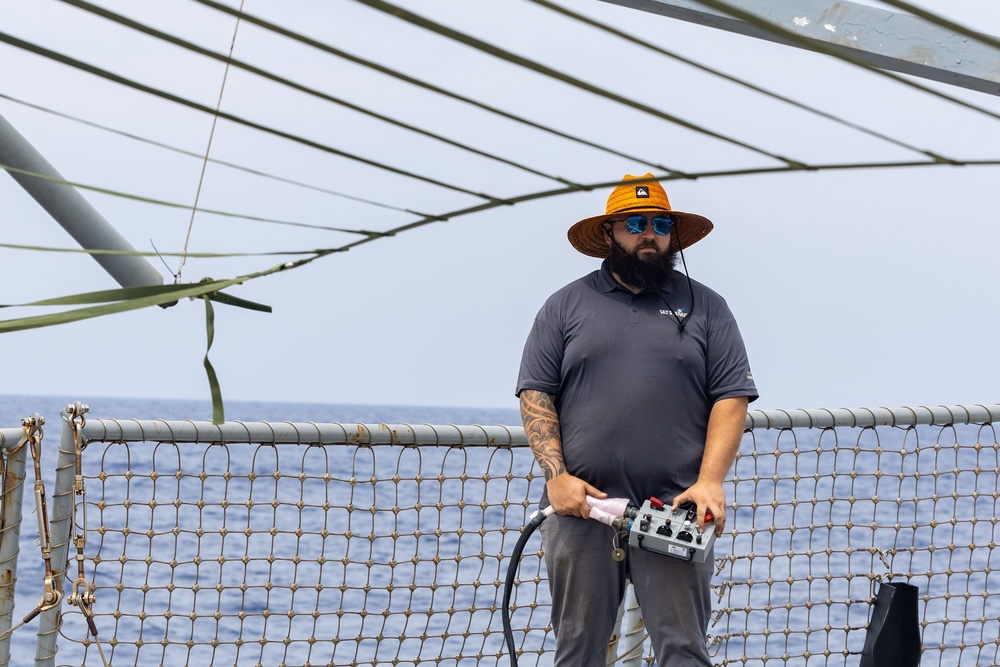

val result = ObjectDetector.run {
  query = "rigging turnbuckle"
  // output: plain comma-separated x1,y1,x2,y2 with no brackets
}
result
21,415,63,623
66,403,99,634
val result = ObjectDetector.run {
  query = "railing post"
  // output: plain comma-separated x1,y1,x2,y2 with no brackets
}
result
619,583,645,666
0,423,32,667
33,405,82,667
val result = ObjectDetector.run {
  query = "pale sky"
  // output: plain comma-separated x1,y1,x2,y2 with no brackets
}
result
2,0,999,417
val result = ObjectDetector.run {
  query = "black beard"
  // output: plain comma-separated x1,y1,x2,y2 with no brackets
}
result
607,235,679,292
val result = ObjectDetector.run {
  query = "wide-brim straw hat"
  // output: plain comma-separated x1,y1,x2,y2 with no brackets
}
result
567,173,713,258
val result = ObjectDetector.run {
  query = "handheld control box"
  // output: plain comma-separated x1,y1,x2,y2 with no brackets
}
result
626,497,716,564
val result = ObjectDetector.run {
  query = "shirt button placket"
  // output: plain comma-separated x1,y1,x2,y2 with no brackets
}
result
628,297,640,325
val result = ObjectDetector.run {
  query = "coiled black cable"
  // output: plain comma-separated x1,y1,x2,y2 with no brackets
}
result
502,506,554,666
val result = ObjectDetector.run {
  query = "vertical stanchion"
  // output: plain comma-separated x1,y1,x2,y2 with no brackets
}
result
606,580,647,665
619,582,645,666
33,404,85,667
0,423,33,666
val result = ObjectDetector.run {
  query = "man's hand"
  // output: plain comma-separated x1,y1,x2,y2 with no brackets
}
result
672,482,727,537
546,472,607,519
674,396,748,537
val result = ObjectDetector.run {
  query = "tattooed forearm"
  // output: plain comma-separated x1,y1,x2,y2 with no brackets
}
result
519,390,565,481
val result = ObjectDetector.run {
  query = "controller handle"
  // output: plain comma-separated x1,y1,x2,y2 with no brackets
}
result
584,496,631,527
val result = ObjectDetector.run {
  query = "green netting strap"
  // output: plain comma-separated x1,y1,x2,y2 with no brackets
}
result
0,279,272,424
0,278,273,330
206,291,271,313
201,295,224,424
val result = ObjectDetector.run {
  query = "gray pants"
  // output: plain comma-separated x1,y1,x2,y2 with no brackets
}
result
540,513,714,667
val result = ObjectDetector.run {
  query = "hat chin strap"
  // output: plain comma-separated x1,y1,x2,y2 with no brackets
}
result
604,224,695,335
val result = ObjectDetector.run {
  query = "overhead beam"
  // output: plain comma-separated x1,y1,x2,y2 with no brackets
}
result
598,0,1000,96
0,111,164,289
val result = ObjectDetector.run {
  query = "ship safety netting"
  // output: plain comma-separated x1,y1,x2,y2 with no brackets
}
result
0,403,998,667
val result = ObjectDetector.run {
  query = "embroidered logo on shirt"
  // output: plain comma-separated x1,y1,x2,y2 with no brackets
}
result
635,186,649,198
660,308,687,319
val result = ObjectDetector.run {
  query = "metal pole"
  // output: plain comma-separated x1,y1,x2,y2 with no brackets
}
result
73,401,1000,443
0,426,31,667
0,111,163,288
33,406,79,667
620,582,645,666
598,0,1000,96
81,419,528,447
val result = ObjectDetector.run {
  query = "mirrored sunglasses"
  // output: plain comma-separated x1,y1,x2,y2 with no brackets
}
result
624,215,673,236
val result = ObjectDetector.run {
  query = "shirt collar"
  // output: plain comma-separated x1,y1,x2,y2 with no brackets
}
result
597,260,619,293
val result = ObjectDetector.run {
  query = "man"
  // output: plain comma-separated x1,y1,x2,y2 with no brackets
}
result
516,173,757,666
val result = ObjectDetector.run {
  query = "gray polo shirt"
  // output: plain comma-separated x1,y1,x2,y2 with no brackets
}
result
516,261,758,504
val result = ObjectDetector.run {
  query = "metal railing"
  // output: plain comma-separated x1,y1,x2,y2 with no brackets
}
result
0,402,996,666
